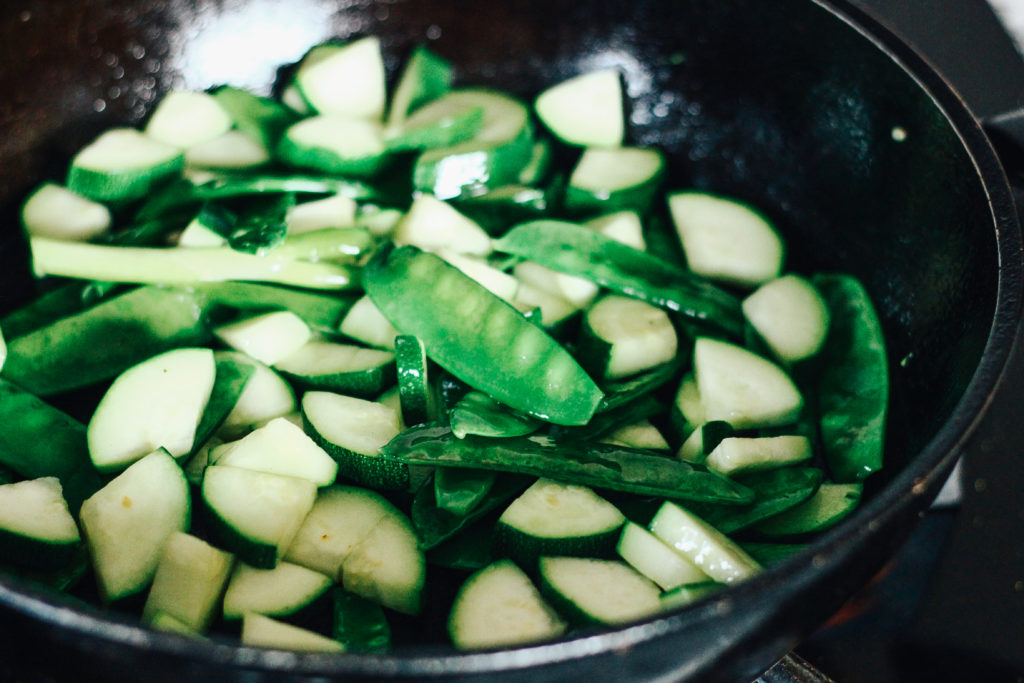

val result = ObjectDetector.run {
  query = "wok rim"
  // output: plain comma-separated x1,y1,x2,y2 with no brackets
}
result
0,0,1021,679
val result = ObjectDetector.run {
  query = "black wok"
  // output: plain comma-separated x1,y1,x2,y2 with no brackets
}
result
0,0,1021,681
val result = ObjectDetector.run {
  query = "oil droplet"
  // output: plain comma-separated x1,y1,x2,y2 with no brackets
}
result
93,99,107,113
891,126,908,142
426,24,442,40
19,10,31,22
974,477,987,493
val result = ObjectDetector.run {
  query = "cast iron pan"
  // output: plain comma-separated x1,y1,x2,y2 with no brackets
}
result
0,0,1021,681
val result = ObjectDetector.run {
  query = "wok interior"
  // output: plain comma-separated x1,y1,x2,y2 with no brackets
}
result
0,0,1004,675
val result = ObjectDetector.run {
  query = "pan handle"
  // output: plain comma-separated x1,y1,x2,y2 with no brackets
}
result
983,109,1024,175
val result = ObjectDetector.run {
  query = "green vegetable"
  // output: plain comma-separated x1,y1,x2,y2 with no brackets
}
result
813,274,888,482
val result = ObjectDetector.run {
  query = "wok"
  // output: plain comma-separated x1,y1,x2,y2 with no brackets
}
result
0,0,1021,681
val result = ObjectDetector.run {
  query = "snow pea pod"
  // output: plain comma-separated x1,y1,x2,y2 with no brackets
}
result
813,274,888,483
383,424,755,505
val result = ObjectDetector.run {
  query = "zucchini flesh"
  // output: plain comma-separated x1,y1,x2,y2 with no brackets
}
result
649,502,761,584
222,560,333,620
341,513,425,615
534,70,623,148
79,449,191,602
448,560,565,650
142,531,234,633
87,347,217,472
241,613,345,652
0,477,81,572
537,557,661,626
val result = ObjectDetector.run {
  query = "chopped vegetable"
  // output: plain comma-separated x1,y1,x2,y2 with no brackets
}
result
0,36,889,656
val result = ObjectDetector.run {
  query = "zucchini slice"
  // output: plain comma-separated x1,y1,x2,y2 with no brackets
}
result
578,294,679,380
87,347,216,473
201,465,317,569
210,416,337,487
496,479,625,565
292,37,386,119
693,337,803,430
538,556,661,625
67,128,184,202
341,512,426,615
274,340,395,396
742,274,830,364
21,182,111,242
448,560,566,650
241,613,345,652
668,191,783,288
616,521,708,591
534,70,623,148
284,485,402,580
142,531,234,633
301,391,407,490
213,311,312,366
649,502,761,584
222,560,333,621
0,477,81,572
79,449,191,602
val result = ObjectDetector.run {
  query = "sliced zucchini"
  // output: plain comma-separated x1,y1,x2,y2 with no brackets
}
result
693,337,803,430
210,417,337,487
277,115,389,178
538,556,661,626
648,502,761,584
67,128,184,202
301,391,407,490
496,478,625,565
144,90,233,148
585,210,645,250
21,183,111,242
215,352,297,439
659,581,723,611
564,146,664,215
386,44,452,128
412,89,534,199
241,613,344,652
285,193,358,234
616,521,708,591
704,435,813,476
341,512,425,615
142,531,234,633
284,485,399,580
578,294,678,380
0,477,81,572
393,194,492,256
79,449,191,602
534,70,623,148
87,347,216,472
742,274,830,364
184,130,270,170
448,560,566,650
292,37,386,119
394,334,435,427
600,419,670,451
201,465,317,569
513,260,598,310
339,295,399,350
222,560,333,621
274,340,395,396
668,191,783,288
437,249,520,302
213,310,312,367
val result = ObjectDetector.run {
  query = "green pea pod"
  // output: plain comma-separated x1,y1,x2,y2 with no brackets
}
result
0,379,104,515
813,274,888,483
188,355,256,456
1,286,211,396
449,392,540,440
383,425,755,505
685,466,825,534
412,471,531,550
434,467,498,516
364,244,604,426
332,589,392,653
494,220,744,337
